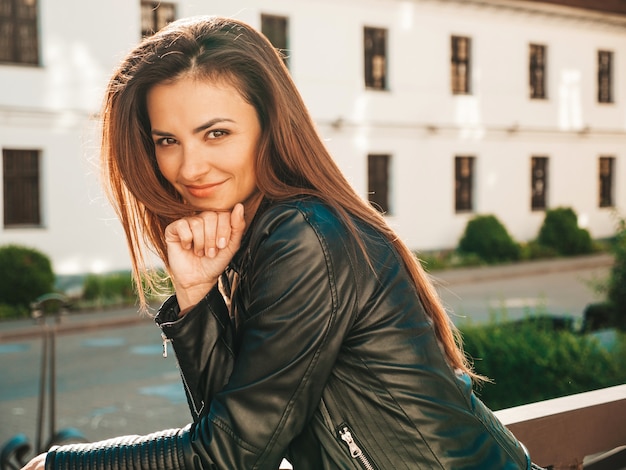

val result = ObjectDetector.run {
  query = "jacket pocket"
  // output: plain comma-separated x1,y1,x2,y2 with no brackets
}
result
337,423,380,470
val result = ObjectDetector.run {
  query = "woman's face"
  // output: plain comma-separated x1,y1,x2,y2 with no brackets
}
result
147,76,262,219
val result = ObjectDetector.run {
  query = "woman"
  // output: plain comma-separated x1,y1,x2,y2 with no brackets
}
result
24,15,537,469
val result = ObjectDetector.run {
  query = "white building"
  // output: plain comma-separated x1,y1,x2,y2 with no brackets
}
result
1,0,625,276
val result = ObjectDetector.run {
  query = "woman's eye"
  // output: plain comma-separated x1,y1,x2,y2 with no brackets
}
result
207,129,228,139
155,137,177,146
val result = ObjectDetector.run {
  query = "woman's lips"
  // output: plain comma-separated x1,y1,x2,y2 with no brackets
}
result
185,181,224,198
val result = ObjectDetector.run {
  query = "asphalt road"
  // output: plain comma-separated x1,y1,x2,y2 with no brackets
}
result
0,253,614,462
433,259,611,327
0,319,190,456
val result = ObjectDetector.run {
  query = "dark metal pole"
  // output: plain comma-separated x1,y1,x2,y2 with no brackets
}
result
49,324,56,449
35,324,48,455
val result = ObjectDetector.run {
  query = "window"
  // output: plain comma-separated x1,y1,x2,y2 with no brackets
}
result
451,36,471,94
529,44,546,99
141,1,176,37
454,156,474,212
261,14,289,67
599,156,615,208
531,156,548,211
3,149,41,227
0,0,39,65
368,154,391,213
598,50,613,103
364,27,387,90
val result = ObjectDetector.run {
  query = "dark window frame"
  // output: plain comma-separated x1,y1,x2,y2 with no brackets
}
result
599,156,615,208
141,1,176,37
368,154,391,214
261,14,289,68
598,49,614,104
0,0,40,65
451,36,471,95
364,26,388,91
455,156,474,213
529,43,547,99
531,156,549,211
3,148,42,227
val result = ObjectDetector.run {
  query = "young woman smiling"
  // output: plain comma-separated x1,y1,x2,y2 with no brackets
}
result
22,15,541,470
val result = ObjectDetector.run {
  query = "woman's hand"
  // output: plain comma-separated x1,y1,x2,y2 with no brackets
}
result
165,203,246,312
20,453,46,470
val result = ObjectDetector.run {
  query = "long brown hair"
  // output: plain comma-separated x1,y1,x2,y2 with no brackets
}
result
101,16,474,377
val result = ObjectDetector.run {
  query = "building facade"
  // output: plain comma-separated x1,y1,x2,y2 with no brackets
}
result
1,0,625,275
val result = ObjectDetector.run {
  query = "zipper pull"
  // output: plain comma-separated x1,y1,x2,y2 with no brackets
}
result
161,332,170,358
339,427,362,459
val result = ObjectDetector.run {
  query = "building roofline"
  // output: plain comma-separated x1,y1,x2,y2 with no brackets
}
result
519,0,626,16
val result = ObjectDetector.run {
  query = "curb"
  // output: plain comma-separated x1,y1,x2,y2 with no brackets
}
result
428,253,614,286
0,307,152,343
0,314,149,343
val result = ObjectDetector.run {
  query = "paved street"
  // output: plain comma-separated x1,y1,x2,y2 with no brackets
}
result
431,253,612,326
0,317,190,455
0,253,614,462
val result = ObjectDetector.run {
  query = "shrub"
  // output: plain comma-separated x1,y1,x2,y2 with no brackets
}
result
0,303,29,319
0,245,55,313
582,302,616,332
519,240,559,261
607,215,626,330
458,215,521,264
537,207,593,256
82,272,136,306
462,318,625,410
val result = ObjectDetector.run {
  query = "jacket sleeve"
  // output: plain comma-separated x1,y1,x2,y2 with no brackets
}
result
46,204,357,470
155,290,235,420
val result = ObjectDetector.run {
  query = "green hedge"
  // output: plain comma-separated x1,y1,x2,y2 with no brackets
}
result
461,318,625,410
607,216,626,329
537,207,593,256
0,244,55,317
79,270,172,308
458,214,521,264
82,272,136,307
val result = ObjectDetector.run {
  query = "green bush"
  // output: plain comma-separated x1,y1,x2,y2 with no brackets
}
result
519,240,559,261
0,245,55,313
607,215,626,329
582,302,616,332
458,215,521,264
537,207,593,256
82,272,136,306
0,303,29,319
462,318,625,410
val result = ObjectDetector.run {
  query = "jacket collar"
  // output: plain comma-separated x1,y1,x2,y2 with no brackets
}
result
229,196,272,274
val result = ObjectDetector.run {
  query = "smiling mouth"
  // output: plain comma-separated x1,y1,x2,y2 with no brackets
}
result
185,181,224,198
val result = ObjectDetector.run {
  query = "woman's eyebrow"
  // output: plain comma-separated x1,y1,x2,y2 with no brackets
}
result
151,118,235,137
192,117,235,134
151,129,174,137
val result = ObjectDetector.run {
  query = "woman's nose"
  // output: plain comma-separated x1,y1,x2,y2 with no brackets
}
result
179,144,211,180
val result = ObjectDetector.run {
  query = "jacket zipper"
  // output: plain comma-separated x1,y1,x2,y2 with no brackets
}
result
159,330,203,418
161,332,170,358
338,426,377,470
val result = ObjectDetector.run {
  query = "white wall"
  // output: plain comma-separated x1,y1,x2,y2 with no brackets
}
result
1,0,625,275
0,0,141,274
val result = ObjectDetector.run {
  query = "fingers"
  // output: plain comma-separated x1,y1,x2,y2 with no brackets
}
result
197,211,232,258
165,205,246,259
229,203,246,247
21,453,46,470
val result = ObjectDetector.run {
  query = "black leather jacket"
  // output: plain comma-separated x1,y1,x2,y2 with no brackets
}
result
46,198,531,469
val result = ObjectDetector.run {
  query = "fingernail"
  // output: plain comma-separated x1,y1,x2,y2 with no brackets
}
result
208,247,217,258
217,237,227,249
